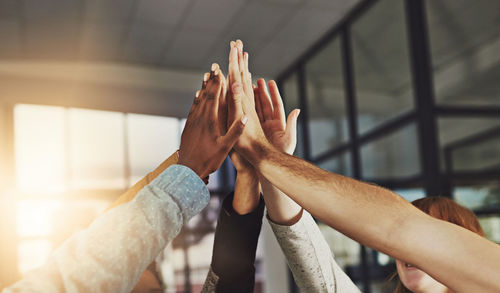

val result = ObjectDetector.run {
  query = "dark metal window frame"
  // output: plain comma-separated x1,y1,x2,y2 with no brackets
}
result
276,0,500,291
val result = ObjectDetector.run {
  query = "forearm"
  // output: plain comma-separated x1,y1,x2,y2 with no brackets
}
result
244,142,500,292
242,141,408,250
206,192,265,293
233,170,260,215
5,165,209,293
259,175,302,225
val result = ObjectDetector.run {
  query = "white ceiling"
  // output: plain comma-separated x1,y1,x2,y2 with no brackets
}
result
0,0,360,77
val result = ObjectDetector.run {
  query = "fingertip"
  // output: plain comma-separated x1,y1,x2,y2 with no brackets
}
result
241,115,248,125
195,90,200,98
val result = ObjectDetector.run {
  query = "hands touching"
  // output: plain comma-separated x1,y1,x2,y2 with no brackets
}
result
225,40,302,221
254,78,300,155
178,40,300,222
178,63,247,179
253,78,303,225
226,40,269,157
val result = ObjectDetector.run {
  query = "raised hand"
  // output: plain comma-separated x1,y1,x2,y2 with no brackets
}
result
226,40,267,154
254,78,300,155
178,63,247,179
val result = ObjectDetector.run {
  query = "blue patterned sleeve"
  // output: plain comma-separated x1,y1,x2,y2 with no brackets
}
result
3,164,209,293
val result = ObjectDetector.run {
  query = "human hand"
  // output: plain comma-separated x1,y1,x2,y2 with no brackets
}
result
226,40,268,154
254,78,300,155
178,63,247,178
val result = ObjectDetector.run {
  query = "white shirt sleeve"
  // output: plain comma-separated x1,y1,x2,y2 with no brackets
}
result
268,211,362,293
3,164,209,293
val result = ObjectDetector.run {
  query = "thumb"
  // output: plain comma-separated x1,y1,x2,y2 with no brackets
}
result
220,115,248,150
285,109,300,139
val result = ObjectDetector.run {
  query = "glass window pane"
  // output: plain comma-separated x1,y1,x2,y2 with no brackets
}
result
69,108,126,189
361,124,420,179
14,104,66,195
438,118,500,172
317,223,361,291
17,200,62,238
426,0,500,106
305,38,349,157
451,134,500,172
352,0,414,134
394,188,426,202
317,152,352,177
282,73,305,158
283,73,300,113
454,184,500,211
479,216,500,243
18,239,52,275
127,114,179,185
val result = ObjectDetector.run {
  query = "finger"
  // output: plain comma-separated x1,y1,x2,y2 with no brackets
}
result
228,82,245,121
201,72,210,90
285,109,301,144
193,90,201,106
257,78,274,122
205,69,223,123
218,72,228,135
228,41,241,84
268,80,286,124
238,46,245,83
254,86,264,123
242,52,253,96
188,91,201,117
244,51,249,72
210,63,219,78
219,115,248,150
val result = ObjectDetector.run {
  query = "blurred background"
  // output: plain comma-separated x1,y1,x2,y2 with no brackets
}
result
0,0,499,292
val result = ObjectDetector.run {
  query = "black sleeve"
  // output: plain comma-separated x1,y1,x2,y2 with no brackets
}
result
210,191,265,293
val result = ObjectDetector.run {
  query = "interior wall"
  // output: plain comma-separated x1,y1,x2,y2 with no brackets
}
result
0,61,207,118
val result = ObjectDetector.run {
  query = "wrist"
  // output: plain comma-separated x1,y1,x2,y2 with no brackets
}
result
233,173,260,215
234,167,257,177
239,139,274,168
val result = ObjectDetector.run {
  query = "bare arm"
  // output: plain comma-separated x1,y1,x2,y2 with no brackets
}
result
251,77,301,224
249,141,500,293
227,40,500,293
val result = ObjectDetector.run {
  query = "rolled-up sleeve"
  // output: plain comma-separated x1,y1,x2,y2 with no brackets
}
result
4,164,209,293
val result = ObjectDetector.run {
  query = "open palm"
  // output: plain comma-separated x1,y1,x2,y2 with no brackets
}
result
254,79,300,155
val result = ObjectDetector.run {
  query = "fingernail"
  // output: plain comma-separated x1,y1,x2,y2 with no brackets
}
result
196,90,200,97
214,69,219,76
241,115,248,125
204,73,209,81
211,63,216,71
